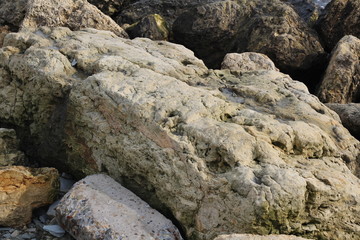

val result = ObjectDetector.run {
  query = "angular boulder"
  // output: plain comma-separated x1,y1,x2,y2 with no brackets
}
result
56,174,183,240
0,166,59,227
317,35,360,103
326,103,360,140
317,0,360,50
221,52,279,72
0,27,359,240
0,0,128,38
214,234,312,240
0,128,25,166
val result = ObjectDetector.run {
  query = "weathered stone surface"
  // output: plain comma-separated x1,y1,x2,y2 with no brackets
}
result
0,27,359,240
317,0,360,50
0,25,11,47
173,0,325,71
0,0,128,38
125,14,170,40
0,128,25,166
56,174,183,240
221,52,279,72
0,166,59,227
326,103,360,140
214,234,312,240
317,35,360,103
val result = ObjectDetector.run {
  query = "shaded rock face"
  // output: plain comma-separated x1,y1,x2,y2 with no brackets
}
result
0,27,359,240
56,174,183,240
0,128,25,166
87,0,137,17
0,0,128,38
221,52,279,72
317,35,360,103
326,103,360,140
172,0,325,72
317,0,360,51
125,14,170,41
214,234,312,240
0,166,59,227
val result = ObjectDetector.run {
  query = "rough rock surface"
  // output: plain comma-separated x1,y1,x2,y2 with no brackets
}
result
221,52,279,72
0,128,25,166
172,0,325,71
125,14,170,40
0,0,128,38
0,27,359,240
317,0,360,50
317,35,360,103
0,25,10,47
214,234,312,240
0,166,59,227
326,103,360,140
56,174,183,240
281,0,329,24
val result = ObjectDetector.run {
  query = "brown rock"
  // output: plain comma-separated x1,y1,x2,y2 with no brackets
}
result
317,0,360,51
0,166,59,227
317,35,360,103
0,128,25,166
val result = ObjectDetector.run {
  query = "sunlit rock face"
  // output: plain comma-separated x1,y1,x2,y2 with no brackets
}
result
0,27,359,239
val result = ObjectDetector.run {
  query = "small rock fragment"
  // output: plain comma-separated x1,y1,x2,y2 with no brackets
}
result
43,225,65,238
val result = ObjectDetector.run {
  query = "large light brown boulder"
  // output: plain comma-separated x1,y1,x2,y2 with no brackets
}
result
0,166,59,227
317,35,360,103
0,27,359,240
0,0,128,38
214,234,312,240
0,128,25,166
56,174,183,240
221,52,279,73
317,0,360,50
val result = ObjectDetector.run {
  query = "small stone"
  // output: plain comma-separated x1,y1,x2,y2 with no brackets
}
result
47,200,60,218
10,230,20,237
43,225,65,238
60,177,75,194
20,233,35,239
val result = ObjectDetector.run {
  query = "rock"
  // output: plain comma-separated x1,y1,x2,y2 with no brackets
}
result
316,35,360,103
0,27,360,239
87,0,134,17
317,0,360,51
214,234,312,240
0,128,26,166
125,14,170,40
0,166,59,227
56,174,183,240
42,225,65,238
0,0,128,38
221,52,279,72
326,103,360,140
0,25,11,47
172,0,325,72
280,0,330,25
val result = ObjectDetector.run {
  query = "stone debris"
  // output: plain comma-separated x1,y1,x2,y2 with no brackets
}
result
42,225,65,238
56,174,183,240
